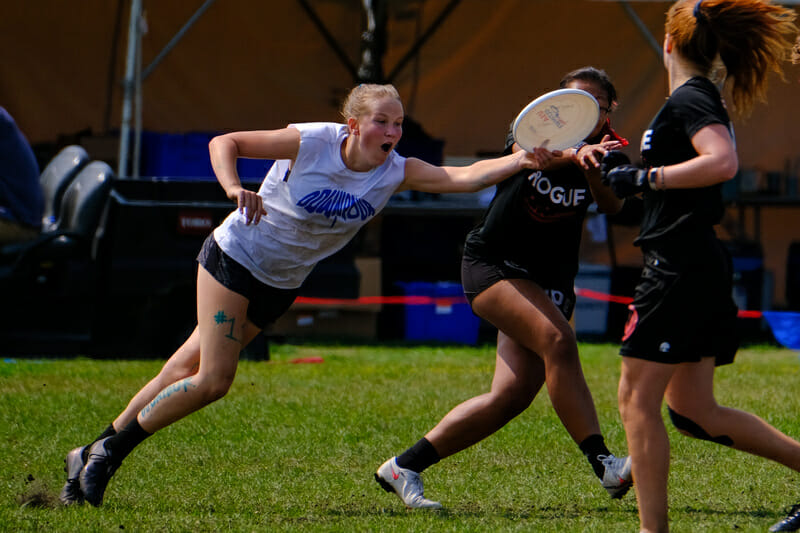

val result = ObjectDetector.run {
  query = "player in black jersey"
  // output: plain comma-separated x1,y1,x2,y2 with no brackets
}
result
376,67,635,509
603,2,800,532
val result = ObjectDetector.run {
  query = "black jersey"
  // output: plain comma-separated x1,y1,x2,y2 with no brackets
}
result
635,76,734,246
464,133,596,286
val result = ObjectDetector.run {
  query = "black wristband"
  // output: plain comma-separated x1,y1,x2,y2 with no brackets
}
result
647,167,658,190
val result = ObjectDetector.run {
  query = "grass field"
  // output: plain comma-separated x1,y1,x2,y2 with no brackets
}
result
1,343,799,532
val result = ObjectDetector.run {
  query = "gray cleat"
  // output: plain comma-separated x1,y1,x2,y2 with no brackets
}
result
58,446,87,505
770,503,800,532
79,437,120,507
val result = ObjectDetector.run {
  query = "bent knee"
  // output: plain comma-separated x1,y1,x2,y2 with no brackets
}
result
617,380,661,425
667,406,733,446
206,383,232,403
489,387,535,418
195,373,235,403
537,325,578,362
549,324,577,351
617,393,640,427
504,393,534,417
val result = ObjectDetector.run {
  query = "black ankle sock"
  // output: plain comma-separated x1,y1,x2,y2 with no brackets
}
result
103,418,152,463
396,438,441,473
97,424,117,441
578,434,611,479
82,424,117,461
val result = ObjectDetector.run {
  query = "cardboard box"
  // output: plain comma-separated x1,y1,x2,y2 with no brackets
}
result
268,257,382,340
269,307,378,340
355,257,382,311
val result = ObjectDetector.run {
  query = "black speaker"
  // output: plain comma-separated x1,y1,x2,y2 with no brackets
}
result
787,241,800,310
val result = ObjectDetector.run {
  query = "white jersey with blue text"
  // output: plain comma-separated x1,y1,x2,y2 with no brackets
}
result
214,122,406,288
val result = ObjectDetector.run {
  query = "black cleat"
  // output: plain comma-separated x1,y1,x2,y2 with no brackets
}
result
771,503,800,532
79,437,120,507
58,446,87,505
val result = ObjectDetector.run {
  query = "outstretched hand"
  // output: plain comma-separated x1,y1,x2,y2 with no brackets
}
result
231,187,267,225
574,135,624,170
519,146,561,170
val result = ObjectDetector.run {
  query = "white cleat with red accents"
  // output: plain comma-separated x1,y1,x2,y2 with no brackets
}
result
599,454,633,499
375,457,443,509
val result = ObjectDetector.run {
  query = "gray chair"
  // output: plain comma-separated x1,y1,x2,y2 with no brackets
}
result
0,160,114,352
39,145,90,231
0,160,114,271
54,160,114,239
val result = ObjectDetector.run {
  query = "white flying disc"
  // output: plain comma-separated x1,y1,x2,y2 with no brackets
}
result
512,88,600,152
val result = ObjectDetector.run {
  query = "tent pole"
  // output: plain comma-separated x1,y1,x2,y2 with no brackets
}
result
387,0,461,82
118,0,143,178
357,0,387,83
103,0,125,134
141,0,217,81
619,1,663,62
133,15,143,179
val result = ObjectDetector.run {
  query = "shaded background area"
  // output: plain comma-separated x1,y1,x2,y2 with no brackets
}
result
2,1,798,168
2,1,799,353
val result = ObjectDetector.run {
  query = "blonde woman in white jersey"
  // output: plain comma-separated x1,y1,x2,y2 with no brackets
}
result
57,83,557,507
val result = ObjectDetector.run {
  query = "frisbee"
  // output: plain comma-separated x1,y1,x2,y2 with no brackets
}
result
512,88,600,152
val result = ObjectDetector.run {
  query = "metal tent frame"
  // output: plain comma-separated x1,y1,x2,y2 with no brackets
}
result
117,0,470,178
118,0,800,177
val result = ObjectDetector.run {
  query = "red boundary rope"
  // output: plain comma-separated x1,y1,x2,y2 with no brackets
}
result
295,289,764,319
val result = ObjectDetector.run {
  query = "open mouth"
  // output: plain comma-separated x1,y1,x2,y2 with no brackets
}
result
381,143,392,153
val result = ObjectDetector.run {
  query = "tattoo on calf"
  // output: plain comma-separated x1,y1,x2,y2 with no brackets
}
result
140,377,198,418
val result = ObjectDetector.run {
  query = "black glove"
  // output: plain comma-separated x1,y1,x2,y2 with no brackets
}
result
600,150,630,176
603,164,652,198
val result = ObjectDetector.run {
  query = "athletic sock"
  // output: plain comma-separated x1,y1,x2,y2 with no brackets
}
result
579,434,611,480
396,437,441,473
102,417,152,463
82,424,118,462
97,424,118,442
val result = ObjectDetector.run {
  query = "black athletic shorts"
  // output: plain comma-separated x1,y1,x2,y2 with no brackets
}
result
619,237,739,366
196,234,298,330
461,250,576,320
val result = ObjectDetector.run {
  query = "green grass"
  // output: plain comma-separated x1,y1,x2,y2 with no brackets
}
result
1,343,799,532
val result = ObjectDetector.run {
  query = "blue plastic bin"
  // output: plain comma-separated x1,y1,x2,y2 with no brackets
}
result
141,132,215,179
140,131,273,180
397,281,479,344
762,311,800,350
236,158,274,179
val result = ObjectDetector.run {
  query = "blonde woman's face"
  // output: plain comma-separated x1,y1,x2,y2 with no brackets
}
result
352,96,404,165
